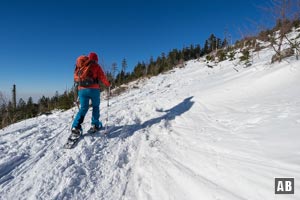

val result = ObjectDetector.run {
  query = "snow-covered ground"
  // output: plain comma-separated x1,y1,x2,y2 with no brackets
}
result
1,42,300,199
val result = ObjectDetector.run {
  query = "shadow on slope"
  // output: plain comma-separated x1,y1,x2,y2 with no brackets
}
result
108,96,194,139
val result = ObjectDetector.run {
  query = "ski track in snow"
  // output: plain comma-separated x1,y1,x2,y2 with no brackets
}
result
1,42,300,199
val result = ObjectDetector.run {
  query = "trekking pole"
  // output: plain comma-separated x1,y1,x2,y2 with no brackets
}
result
105,86,111,132
74,83,80,109
72,84,80,120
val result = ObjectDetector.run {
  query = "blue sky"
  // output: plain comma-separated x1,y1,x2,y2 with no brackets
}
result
0,0,270,101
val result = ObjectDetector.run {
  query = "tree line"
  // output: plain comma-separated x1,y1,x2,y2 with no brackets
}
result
0,90,75,129
108,33,228,88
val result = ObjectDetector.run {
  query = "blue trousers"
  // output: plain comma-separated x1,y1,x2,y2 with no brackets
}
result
72,88,102,129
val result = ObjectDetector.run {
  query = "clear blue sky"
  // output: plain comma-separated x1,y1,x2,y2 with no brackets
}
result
0,0,270,102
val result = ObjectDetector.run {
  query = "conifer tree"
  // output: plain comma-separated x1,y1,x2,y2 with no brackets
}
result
203,40,209,55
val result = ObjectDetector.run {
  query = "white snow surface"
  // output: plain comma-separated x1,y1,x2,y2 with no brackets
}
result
1,45,300,200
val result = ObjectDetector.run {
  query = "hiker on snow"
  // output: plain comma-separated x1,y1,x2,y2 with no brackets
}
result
71,52,110,135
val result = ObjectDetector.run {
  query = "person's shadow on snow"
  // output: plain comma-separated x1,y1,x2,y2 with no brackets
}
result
106,96,194,139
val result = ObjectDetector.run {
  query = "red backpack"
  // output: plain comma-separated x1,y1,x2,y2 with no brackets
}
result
74,55,98,86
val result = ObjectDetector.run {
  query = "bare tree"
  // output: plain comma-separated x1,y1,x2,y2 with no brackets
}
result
284,32,300,60
0,91,9,128
266,0,299,62
111,62,118,87
121,58,127,73
12,84,16,110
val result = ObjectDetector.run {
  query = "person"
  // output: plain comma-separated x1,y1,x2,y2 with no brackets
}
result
71,52,110,135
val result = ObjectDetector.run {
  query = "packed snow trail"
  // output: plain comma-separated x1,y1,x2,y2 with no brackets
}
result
1,45,300,199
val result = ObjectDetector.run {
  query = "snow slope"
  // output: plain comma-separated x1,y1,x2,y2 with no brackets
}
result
1,44,300,200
